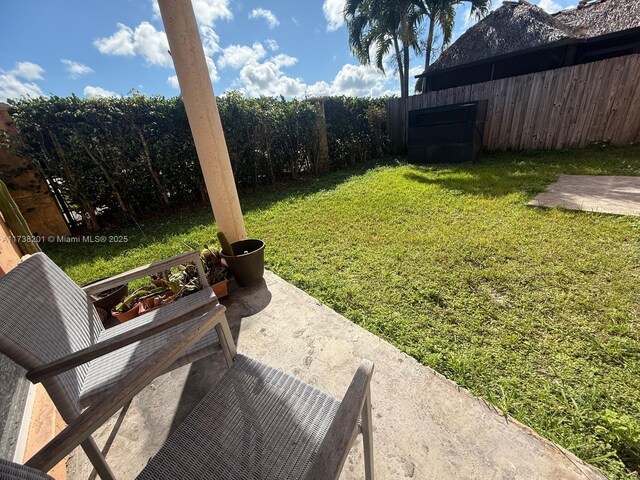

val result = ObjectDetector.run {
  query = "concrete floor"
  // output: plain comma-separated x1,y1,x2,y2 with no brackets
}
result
68,271,607,480
529,174,640,215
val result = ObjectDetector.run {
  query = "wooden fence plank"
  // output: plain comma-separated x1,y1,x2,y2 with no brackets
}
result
603,56,636,143
576,60,609,146
555,63,583,149
385,53,640,153
616,57,640,143
520,71,545,150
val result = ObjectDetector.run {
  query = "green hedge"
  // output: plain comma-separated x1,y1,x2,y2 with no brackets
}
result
5,93,388,229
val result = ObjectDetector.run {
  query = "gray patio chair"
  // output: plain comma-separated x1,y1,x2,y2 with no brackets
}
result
0,252,236,480
23,350,375,480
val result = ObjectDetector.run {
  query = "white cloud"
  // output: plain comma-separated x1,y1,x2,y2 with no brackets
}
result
99,1,229,89
0,74,43,101
151,0,232,26
249,8,280,28
537,0,562,12
0,62,45,101
167,75,179,89
232,53,396,98
265,39,279,51
271,54,297,68
237,58,305,97
94,23,136,56
61,59,93,79
83,85,117,98
200,26,221,56
292,16,300,26
12,61,45,81
205,55,219,81
94,22,172,67
323,0,345,31
326,64,392,96
218,43,267,69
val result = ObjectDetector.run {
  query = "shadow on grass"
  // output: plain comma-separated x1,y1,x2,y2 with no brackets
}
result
402,145,640,198
44,158,400,271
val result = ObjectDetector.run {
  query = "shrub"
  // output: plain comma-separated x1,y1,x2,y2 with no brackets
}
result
4,93,390,229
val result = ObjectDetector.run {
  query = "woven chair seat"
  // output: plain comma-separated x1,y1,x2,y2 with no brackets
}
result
137,355,341,480
0,458,52,480
79,288,220,407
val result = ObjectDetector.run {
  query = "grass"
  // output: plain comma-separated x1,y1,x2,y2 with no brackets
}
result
45,145,640,478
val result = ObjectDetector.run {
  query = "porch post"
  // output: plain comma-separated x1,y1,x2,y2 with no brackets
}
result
158,0,247,242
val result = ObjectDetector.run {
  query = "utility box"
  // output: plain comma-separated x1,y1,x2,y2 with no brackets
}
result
407,100,488,164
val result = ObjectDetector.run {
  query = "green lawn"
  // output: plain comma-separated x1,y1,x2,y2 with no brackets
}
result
46,146,640,478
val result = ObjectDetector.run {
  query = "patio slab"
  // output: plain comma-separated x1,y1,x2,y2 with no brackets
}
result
68,271,606,480
529,174,640,215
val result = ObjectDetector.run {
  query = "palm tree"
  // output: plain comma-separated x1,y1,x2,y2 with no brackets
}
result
415,0,491,92
345,0,422,98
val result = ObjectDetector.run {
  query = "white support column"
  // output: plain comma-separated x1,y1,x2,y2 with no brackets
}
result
158,0,247,243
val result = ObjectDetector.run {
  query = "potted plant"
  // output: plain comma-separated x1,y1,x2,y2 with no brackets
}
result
112,285,167,322
150,272,167,288
201,246,230,298
217,232,265,286
165,264,200,301
111,290,142,323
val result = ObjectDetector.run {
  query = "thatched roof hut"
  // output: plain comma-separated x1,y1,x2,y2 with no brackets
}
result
426,0,640,74
554,0,640,37
428,2,579,72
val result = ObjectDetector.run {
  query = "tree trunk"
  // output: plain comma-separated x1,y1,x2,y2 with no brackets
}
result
425,15,436,71
137,130,170,206
416,15,436,94
403,45,410,100
48,131,100,230
392,35,405,98
83,145,135,215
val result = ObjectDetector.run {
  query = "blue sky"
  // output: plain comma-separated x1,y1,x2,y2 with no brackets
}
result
0,0,573,101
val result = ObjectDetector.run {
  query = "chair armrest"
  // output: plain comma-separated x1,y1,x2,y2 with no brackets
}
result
25,308,227,474
82,250,208,296
26,303,226,384
304,359,375,480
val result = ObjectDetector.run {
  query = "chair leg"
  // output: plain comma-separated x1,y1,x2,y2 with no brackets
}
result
88,401,132,480
215,313,237,368
81,436,116,480
361,384,375,480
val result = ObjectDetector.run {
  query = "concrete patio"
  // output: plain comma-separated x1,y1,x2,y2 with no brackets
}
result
529,174,640,215
68,271,607,480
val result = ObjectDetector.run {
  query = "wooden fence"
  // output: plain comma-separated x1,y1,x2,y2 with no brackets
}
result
387,53,640,152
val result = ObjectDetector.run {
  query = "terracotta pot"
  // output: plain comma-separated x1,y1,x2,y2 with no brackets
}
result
138,297,161,314
96,307,109,324
211,279,229,299
161,292,177,305
111,303,140,323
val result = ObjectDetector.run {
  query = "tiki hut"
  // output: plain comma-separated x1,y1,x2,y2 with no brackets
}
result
417,0,640,93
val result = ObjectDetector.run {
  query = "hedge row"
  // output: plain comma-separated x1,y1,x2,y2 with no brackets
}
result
4,93,389,229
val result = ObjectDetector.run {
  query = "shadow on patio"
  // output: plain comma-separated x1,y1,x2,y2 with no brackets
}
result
67,271,606,480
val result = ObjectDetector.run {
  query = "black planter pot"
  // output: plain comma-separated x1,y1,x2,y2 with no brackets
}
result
220,239,265,286
84,282,128,312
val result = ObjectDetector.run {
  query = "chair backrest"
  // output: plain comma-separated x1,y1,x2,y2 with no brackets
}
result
0,253,104,420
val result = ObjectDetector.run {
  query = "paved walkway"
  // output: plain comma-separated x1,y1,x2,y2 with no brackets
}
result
68,272,607,479
529,175,640,215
